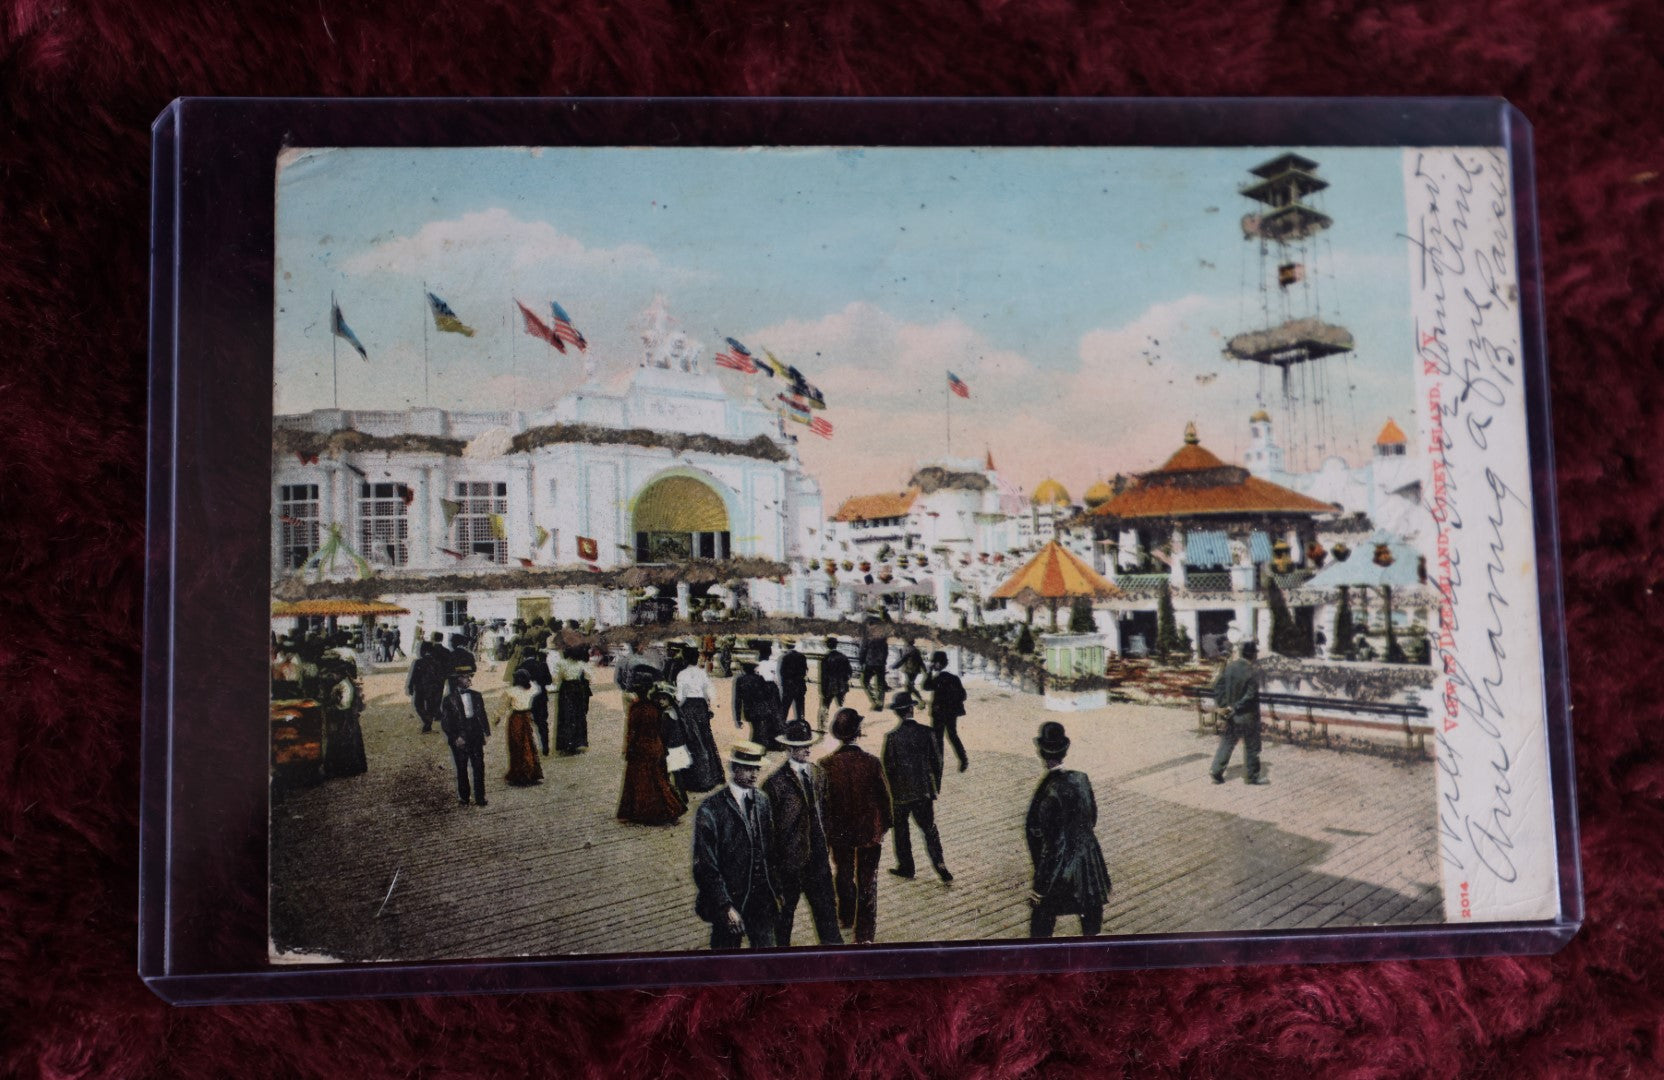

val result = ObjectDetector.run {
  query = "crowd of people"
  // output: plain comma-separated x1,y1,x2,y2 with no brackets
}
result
275,616,1277,949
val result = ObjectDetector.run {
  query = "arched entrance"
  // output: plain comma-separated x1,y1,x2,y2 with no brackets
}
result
631,473,732,563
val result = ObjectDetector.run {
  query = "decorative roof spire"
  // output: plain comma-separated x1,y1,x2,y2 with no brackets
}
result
985,447,997,471
1184,421,1199,445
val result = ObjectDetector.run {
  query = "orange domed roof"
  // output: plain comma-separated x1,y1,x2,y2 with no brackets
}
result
1250,408,1271,423
1084,479,1115,508
1031,478,1071,506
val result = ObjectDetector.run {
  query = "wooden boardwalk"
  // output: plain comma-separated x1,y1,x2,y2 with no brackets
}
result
270,664,1442,962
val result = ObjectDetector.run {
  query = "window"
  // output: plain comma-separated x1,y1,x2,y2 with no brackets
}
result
278,484,320,570
359,482,409,567
453,481,508,564
441,598,468,627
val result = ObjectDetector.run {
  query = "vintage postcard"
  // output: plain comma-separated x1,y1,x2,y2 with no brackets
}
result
265,143,1558,963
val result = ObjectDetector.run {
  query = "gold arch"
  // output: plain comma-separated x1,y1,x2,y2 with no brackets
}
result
631,474,730,534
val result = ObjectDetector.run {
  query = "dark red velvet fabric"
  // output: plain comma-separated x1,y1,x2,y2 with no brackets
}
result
3,0,1660,1075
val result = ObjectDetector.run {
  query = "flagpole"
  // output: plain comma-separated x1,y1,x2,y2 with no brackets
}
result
509,304,517,410
421,283,430,405
331,290,339,410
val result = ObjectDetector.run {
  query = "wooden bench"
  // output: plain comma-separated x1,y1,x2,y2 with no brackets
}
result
1184,685,1433,753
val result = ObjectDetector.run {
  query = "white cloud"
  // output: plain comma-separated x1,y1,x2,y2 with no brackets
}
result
341,208,663,278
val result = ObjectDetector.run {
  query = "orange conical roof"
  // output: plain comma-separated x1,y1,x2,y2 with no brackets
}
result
1375,418,1408,445
990,540,1121,601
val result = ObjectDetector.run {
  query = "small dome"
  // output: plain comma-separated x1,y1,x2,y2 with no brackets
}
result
1250,408,1271,423
1031,478,1071,506
1083,479,1115,508
1184,421,1199,445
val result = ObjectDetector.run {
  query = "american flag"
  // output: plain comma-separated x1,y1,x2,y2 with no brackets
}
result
517,300,566,352
809,416,834,439
549,300,588,351
714,337,758,374
948,371,970,398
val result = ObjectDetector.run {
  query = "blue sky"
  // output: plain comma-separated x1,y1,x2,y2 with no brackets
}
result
276,145,1417,503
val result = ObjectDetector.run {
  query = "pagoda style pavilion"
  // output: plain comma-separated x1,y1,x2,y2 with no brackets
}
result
1087,423,1336,658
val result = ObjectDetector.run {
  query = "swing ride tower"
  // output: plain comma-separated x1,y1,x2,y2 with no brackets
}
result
1224,153,1356,473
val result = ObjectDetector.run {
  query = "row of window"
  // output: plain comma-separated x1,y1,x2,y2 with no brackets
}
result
278,481,510,570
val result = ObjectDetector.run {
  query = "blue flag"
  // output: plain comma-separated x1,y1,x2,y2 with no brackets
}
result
331,302,367,360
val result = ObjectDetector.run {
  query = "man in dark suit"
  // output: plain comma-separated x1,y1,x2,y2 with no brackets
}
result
404,640,444,733
763,720,843,946
691,741,780,949
438,661,490,807
890,636,926,695
1026,721,1111,937
732,660,782,750
1209,638,1266,785
881,692,952,883
778,638,809,727
921,650,970,773
859,631,889,709
819,709,892,944
818,636,852,730
516,646,554,756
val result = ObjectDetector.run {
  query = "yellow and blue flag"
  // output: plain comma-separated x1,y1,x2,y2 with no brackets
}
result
331,301,368,359
427,292,476,337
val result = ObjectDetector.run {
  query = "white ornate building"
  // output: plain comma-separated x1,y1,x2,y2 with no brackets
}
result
272,309,823,636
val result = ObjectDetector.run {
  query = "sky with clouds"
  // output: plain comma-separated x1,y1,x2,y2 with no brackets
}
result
275,145,1418,505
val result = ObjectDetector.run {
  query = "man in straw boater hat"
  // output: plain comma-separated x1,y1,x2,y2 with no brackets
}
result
437,658,491,807
762,719,843,945
1025,721,1112,938
880,691,953,884
691,740,782,949
818,708,893,944
1209,627,1267,785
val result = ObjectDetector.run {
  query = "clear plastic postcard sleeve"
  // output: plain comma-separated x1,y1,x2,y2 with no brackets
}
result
142,97,1580,1003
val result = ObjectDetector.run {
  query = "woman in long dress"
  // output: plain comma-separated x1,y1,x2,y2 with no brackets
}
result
617,689,686,825
318,657,368,778
552,645,593,754
503,669,544,786
674,646,723,793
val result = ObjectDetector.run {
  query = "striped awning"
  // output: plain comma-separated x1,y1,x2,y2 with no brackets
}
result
1249,531,1272,564
271,599,410,618
1183,529,1231,568
991,540,1121,602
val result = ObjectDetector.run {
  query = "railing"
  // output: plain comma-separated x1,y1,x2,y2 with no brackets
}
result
1114,572,1171,591
1183,570,1232,593
1184,685,1431,754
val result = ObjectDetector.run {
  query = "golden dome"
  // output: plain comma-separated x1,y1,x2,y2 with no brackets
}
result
1031,478,1071,506
1083,479,1115,508
1250,408,1271,423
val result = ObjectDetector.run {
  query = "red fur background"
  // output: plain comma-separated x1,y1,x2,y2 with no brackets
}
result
3,0,1660,1075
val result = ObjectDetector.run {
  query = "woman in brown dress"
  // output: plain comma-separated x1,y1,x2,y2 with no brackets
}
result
617,686,687,825
503,669,544,786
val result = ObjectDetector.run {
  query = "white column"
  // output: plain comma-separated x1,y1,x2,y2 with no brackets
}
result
676,581,692,619
1169,528,1186,589
1180,607,1200,654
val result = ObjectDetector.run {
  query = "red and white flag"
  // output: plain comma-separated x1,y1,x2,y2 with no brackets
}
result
517,300,566,353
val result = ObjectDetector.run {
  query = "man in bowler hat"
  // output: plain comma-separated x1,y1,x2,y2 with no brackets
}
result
763,720,843,945
1210,637,1266,785
881,692,953,883
1026,721,1111,937
819,709,892,944
692,741,781,949
921,650,970,773
818,636,853,730
438,660,490,807
778,638,809,727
